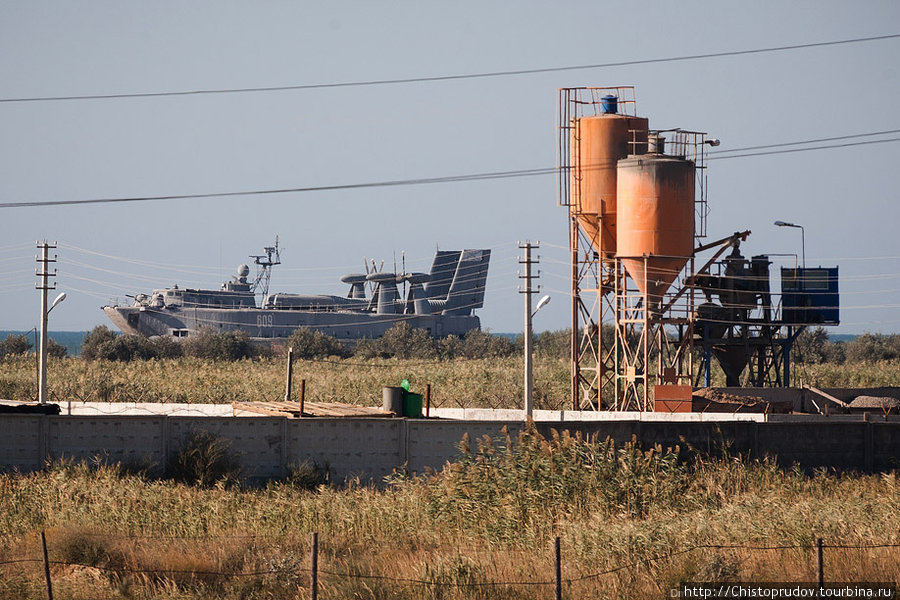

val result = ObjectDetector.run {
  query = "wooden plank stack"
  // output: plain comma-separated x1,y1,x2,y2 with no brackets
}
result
233,400,395,418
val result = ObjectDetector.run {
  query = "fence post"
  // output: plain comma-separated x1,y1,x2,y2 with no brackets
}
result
816,537,824,590
299,379,307,415
40,530,53,600
425,383,431,418
284,347,294,402
555,536,562,600
311,531,318,600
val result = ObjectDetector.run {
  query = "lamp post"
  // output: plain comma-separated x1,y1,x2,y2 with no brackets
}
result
524,294,551,419
774,220,805,268
38,291,66,405
38,292,66,405
774,222,806,388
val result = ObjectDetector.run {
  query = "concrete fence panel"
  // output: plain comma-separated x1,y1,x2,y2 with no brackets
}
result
48,416,165,470
287,418,403,483
406,420,523,474
169,417,286,479
1,415,898,480
0,415,44,472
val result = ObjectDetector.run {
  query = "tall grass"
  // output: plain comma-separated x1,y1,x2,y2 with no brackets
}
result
1,427,897,599
0,355,572,409
2,355,898,409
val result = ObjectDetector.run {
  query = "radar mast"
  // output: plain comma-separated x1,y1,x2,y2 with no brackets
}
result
249,237,281,300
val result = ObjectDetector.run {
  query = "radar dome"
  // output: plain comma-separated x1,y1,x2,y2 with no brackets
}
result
237,264,251,277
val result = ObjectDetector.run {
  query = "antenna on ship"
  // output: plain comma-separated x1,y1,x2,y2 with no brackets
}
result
249,236,281,300
401,250,407,300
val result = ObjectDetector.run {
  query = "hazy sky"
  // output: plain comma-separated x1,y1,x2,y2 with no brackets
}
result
1,1,898,334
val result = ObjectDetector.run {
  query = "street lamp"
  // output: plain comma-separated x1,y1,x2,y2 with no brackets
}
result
524,294,551,419
49,292,67,313
38,291,66,404
533,294,551,316
774,221,805,268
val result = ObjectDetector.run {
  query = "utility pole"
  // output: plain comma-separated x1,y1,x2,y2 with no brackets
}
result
36,241,57,405
519,241,540,418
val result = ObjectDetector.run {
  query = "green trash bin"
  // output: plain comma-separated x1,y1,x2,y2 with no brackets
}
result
403,392,423,418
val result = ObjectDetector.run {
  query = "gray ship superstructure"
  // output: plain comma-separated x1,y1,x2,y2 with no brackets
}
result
103,243,491,341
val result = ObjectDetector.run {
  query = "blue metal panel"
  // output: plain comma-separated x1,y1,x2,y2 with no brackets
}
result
781,267,839,325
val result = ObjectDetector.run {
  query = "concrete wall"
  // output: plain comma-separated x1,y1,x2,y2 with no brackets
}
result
1,415,898,482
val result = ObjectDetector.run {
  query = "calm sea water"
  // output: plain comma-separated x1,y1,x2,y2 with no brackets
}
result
0,331,87,356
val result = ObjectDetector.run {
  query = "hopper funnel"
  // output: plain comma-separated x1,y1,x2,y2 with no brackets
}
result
616,153,695,304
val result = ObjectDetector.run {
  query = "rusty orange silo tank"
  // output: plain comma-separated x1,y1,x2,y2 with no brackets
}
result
571,114,648,256
615,153,695,303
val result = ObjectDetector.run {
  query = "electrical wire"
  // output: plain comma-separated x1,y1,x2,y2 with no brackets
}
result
3,137,899,210
708,129,900,154
708,136,900,160
0,167,555,209
2,34,897,104
58,240,520,280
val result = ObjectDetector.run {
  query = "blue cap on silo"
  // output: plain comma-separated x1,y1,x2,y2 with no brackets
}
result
600,95,618,114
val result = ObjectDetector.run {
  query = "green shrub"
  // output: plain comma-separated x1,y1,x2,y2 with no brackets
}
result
55,528,113,567
844,333,900,363
455,329,516,359
182,329,254,361
286,327,348,359
284,460,330,490
436,335,463,359
375,322,437,359
94,335,160,361
533,329,570,359
353,337,388,359
359,325,516,361
81,326,182,361
166,430,242,488
81,326,119,360
44,338,68,358
516,326,614,361
822,341,846,364
793,327,830,364
0,334,32,357
148,336,183,359
0,334,66,358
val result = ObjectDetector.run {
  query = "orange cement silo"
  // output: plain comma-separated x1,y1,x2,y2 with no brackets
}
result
571,114,648,256
615,151,695,303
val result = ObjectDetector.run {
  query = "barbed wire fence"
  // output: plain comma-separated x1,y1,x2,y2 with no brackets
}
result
3,530,897,599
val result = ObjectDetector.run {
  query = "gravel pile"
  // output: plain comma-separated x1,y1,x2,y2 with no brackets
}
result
849,395,900,410
693,388,767,405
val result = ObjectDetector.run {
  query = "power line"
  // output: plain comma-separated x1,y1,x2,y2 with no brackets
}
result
708,136,900,161
1,34,898,104
709,129,900,154
1,136,898,210
0,168,554,209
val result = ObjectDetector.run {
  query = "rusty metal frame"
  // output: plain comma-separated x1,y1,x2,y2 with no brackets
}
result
560,87,638,410
560,89,718,411
611,255,696,411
